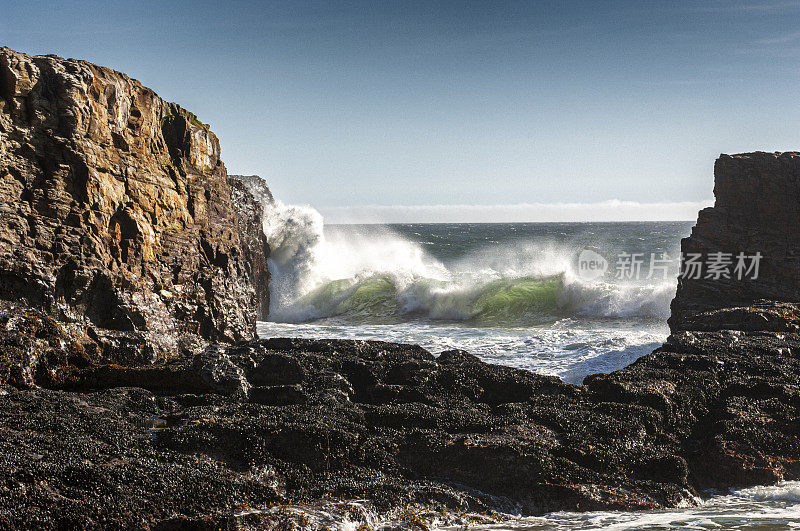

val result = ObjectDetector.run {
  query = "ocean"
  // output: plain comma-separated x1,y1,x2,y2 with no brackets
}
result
258,220,685,384
257,215,800,529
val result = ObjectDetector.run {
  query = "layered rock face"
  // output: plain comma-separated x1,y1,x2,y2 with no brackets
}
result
0,48,269,362
670,152,800,330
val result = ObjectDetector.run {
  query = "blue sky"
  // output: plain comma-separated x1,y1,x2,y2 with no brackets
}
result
3,1,800,221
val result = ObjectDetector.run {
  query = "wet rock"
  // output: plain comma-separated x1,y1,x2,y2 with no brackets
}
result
228,175,271,321
249,384,307,406
675,301,800,333
3,315,800,526
0,304,91,389
248,352,306,386
192,345,251,398
0,385,281,529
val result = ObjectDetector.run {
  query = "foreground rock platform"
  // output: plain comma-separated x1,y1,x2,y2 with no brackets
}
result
2,302,800,528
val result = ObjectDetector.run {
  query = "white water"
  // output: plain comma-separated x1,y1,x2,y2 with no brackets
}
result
258,319,665,385
436,482,800,529
258,200,677,383
235,482,800,529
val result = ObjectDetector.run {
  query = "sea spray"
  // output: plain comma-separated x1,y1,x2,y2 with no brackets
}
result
260,198,326,314
263,203,451,322
260,205,679,325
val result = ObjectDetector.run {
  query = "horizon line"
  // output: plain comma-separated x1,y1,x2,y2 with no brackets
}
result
314,199,714,224
323,219,699,225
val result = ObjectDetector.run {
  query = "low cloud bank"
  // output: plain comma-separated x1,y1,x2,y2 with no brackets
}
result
318,200,714,224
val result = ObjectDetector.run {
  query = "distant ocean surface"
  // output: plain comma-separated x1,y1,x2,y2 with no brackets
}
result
257,219,800,528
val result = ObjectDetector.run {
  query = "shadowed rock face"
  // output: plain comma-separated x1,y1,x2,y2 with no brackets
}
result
0,48,269,362
228,175,272,320
670,152,800,331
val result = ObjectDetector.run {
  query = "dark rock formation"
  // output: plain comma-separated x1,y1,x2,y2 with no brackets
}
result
0,47,268,363
228,175,271,320
4,300,800,527
670,152,800,331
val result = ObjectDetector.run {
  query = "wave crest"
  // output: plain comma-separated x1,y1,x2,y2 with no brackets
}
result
261,202,676,324
273,273,674,324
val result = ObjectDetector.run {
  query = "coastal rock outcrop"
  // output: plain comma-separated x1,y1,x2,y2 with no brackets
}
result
4,317,800,528
0,48,269,362
228,175,272,320
670,151,800,331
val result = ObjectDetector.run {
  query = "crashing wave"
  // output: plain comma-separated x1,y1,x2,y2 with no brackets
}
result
271,273,675,324
260,202,676,325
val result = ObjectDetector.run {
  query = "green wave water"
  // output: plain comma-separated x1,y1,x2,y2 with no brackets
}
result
287,274,590,325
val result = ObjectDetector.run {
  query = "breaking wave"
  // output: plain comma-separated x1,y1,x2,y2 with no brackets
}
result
261,201,676,325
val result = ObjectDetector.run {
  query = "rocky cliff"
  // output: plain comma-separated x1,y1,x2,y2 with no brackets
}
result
0,48,269,363
670,152,800,331
3,50,800,529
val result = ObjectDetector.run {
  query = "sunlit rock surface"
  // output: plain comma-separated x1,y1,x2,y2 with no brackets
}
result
0,47,268,362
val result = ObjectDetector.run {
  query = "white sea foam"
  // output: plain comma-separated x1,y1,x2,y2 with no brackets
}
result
231,483,800,530
732,480,800,503
258,319,666,384
432,481,800,530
